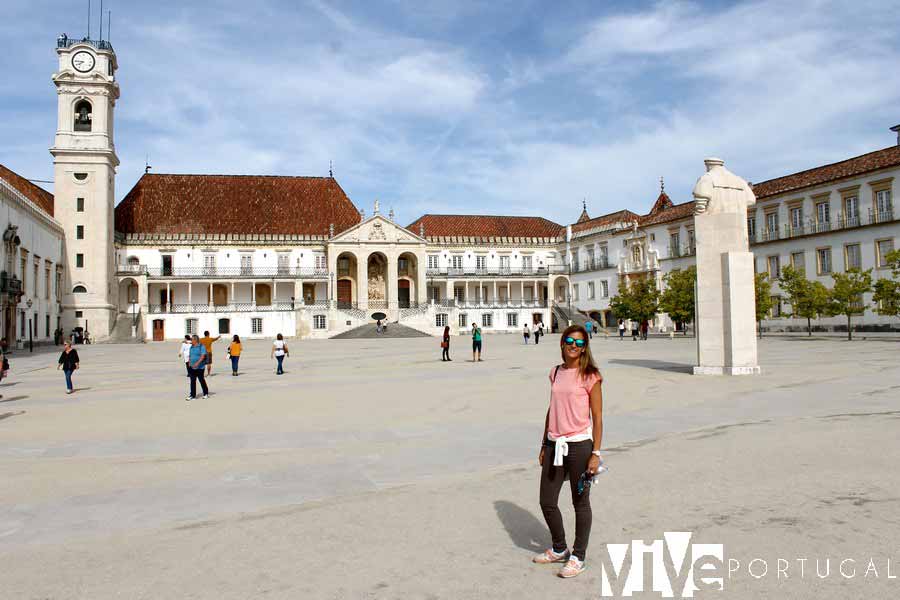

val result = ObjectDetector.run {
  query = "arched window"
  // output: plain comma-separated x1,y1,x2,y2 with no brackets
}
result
74,100,92,132
127,256,140,266
73,285,87,293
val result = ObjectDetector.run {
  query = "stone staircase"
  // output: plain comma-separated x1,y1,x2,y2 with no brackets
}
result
551,304,590,329
107,312,144,343
330,322,431,339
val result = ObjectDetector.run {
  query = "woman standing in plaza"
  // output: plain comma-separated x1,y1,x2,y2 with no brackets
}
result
441,325,451,361
523,324,531,344
228,335,242,376
271,333,289,375
471,323,483,361
533,324,603,578
57,340,80,394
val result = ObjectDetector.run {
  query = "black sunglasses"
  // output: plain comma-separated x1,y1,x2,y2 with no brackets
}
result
564,336,586,348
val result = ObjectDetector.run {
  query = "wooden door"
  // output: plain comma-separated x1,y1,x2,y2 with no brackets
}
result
398,279,410,308
152,319,164,341
337,280,352,308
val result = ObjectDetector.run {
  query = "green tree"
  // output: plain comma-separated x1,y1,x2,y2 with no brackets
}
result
659,266,696,335
777,265,830,336
754,273,774,338
872,249,900,319
609,277,660,325
826,268,873,340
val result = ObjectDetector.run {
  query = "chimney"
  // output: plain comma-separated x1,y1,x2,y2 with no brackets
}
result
892,124,900,146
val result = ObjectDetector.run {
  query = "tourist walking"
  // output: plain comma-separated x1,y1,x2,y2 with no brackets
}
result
584,319,593,339
271,333,289,375
57,340,80,394
186,334,209,401
523,324,531,344
640,320,649,341
0,346,8,399
376,319,383,334
471,322,483,361
533,322,541,345
199,331,221,376
618,319,625,340
228,335,242,376
534,324,604,578
178,335,192,377
441,325,451,361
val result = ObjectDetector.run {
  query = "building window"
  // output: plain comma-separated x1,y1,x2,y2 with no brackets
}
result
203,253,216,275
507,313,518,327
789,206,803,231
747,216,757,240
45,268,50,299
522,255,533,271
252,317,264,333
75,310,83,318
588,282,595,299
482,313,493,328
876,239,895,268
816,201,830,226
875,189,893,221
842,194,859,226
240,254,253,275
572,283,579,301
218,318,230,335
499,256,510,271
458,313,468,328
451,255,463,270
76,253,84,268
770,296,782,318
315,255,327,271
76,225,84,239
791,251,805,274
475,255,486,271
453,286,465,303
72,285,87,293
844,243,861,270
185,319,198,335
767,255,780,278
816,248,832,275
55,272,62,299
428,255,439,270
312,315,326,330
20,252,27,288
76,197,84,212
33,262,38,294
601,280,609,298
277,253,290,275
435,313,448,327
45,314,50,337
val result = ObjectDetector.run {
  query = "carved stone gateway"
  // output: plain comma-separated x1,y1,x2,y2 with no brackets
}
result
692,158,761,375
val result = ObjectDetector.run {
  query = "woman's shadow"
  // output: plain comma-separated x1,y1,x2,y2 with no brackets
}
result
493,500,550,552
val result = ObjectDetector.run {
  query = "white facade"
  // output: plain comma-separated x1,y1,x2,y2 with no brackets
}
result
0,178,65,345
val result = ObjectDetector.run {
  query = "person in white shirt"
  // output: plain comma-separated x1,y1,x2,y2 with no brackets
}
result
178,335,192,377
271,333,289,375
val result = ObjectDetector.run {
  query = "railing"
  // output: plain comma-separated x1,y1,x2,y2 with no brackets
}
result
142,266,329,278
149,302,297,314
57,36,114,51
116,264,148,276
752,206,896,244
570,257,611,273
426,265,568,278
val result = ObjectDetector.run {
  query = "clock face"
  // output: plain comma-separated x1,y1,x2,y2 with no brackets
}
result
72,51,95,73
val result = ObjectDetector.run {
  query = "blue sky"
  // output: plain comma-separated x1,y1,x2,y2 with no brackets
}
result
3,0,900,226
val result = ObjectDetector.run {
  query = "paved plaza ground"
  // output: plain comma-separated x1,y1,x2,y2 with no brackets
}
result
1,333,899,599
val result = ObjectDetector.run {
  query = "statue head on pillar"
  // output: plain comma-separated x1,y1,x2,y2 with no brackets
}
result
692,157,756,217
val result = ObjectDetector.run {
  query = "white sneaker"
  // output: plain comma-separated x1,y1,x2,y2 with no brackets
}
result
202,394,209,400
185,396,193,401
533,548,570,564
558,556,585,578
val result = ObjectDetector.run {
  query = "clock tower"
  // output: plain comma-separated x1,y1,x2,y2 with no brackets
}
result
50,35,120,339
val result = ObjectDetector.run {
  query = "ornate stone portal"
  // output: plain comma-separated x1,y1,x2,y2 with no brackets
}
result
692,158,761,375
367,254,387,302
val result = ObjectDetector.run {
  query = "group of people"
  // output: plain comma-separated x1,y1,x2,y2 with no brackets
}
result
617,319,650,340
439,322,490,362
522,321,546,344
177,331,291,401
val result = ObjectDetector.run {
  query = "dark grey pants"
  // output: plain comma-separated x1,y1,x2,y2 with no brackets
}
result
539,439,593,560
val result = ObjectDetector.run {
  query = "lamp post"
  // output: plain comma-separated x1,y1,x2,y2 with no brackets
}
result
26,298,33,352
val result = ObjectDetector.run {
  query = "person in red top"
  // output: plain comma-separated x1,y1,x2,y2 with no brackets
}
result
533,324,604,579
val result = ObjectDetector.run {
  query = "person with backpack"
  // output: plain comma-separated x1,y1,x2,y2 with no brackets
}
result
271,333,289,375
186,335,209,401
57,340,80,394
227,335,242,376
441,325,451,361
533,324,604,579
471,322,483,361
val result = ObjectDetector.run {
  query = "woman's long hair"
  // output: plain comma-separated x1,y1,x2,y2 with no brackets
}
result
443,325,450,337
559,324,600,380
232,334,240,343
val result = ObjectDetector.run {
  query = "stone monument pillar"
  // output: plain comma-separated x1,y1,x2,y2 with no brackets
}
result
692,158,761,375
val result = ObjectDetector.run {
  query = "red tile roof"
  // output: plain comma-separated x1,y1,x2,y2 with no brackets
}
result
0,164,55,216
572,209,641,234
115,173,361,236
639,200,696,226
752,145,900,199
407,214,563,240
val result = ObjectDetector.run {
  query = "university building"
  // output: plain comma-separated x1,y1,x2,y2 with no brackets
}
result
0,35,897,343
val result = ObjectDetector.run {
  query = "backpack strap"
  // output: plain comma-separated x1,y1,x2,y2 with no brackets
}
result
551,364,561,383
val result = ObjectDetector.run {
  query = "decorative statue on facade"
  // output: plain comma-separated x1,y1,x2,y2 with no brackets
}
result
368,261,386,301
692,158,760,375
